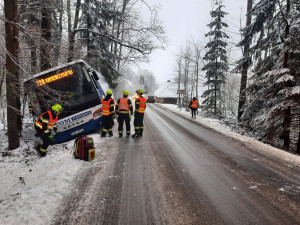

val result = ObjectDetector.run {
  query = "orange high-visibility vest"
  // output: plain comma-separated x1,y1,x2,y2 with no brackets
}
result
119,98,129,112
137,97,146,113
102,99,113,116
191,100,197,109
35,111,58,130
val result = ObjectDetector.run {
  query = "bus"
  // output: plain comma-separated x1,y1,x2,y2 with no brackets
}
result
24,59,109,143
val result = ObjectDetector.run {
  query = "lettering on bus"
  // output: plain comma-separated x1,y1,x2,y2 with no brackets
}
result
36,69,74,86
58,111,92,126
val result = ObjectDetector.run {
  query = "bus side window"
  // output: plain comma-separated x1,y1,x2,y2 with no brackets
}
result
89,74,102,97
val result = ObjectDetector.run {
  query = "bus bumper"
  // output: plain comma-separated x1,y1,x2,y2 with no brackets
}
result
54,117,104,144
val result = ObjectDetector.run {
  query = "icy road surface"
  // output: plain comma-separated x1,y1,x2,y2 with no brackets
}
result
54,104,300,225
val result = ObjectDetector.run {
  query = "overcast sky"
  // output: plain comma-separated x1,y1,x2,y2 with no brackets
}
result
136,0,247,84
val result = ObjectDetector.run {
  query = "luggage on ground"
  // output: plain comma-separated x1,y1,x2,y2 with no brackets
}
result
73,135,95,161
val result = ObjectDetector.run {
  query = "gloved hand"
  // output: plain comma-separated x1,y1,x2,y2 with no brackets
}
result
129,115,132,120
48,135,55,143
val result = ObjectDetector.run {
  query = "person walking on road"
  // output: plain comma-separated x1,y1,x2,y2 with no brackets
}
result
189,97,198,119
34,104,63,157
101,89,115,137
116,90,133,137
132,89,146,138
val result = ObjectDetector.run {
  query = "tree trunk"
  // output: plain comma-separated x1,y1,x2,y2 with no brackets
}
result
297,131,300,154
85,0,92,61
30,39,37,74
177,58,182,108
40,0,52,71
282,0,291,151
53,0,63,65
4,0,20,150
282,106,291,151
283,0,290,68
67,0,81,62
116,0,130,71
0,67,5,97
237,0,252,120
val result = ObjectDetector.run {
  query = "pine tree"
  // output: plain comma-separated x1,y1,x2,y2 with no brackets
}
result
202,0,229,117
240,0,300,152
237,0,253,120
78,0,119,87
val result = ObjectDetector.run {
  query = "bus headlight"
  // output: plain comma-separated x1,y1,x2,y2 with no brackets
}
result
93,108,103,119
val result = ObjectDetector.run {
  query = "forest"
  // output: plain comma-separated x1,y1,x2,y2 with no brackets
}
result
173,0,300,154
1,0,299,153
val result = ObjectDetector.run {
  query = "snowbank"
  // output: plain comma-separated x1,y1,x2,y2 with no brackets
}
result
0,125,103,225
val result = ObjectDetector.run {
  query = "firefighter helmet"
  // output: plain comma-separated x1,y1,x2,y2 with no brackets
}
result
123,90,129,96
136,89,143,94
106,89,113,95
52,104,63,113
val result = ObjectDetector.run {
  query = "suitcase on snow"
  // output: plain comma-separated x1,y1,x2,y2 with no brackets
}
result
74,135,95,161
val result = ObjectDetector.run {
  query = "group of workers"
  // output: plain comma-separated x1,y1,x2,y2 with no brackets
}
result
100,88,146,138
33,89,146,157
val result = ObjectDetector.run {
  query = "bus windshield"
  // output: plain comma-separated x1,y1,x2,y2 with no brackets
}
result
26,62,101,119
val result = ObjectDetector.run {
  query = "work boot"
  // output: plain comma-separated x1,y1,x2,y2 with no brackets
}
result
109,132,113,137
131,133,139,138
101,132,106,137
34,144,41,152
40,151,46,157
35,144,46,157
119,134,122,138
139,131,143,137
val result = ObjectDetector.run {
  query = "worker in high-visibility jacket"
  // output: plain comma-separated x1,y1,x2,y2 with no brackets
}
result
116,90,133,137
101,89,115,137
132,89,146,138
188,97,198,119
34,104,63,157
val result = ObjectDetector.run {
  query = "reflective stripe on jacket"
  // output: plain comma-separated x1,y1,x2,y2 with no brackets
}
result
35,111,58,132
102,99,113,116
191,100,197,109
118,98,129,113
137,97,146,113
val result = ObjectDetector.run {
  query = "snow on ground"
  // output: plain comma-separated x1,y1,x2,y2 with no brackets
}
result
0,104,299,225
0,122,105,225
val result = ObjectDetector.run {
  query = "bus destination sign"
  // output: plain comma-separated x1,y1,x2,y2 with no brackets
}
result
36,69,74,86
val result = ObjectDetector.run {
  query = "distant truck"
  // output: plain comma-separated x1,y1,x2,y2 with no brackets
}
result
147,96,156,103
24,60,109,143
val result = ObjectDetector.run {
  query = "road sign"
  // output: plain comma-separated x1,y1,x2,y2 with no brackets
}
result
177,90,186,94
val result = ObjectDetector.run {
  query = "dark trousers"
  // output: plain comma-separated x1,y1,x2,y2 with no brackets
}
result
191,108,197,118
133,113,144,134
118,113,131,135
102,115,114,135
35,126,51,156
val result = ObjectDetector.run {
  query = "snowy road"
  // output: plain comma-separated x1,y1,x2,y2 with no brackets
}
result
53,104,300,225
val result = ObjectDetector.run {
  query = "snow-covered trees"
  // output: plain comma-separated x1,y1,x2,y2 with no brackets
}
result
0,0,165,149
239,0,300,152
202,0,229,117
173,41,206,108
77,0,166,88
